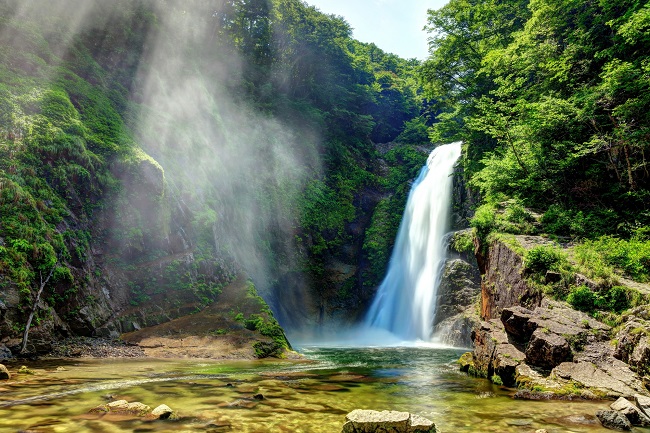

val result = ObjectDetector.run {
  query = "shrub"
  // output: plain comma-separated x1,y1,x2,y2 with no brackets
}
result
567,285,598,312
525,245,568,275
471,203,497,239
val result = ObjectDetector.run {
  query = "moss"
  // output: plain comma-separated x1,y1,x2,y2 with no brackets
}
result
490,374,504,386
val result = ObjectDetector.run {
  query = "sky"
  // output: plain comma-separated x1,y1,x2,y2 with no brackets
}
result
305,0,449,60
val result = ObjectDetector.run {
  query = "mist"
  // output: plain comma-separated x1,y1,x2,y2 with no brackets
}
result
0,0,323,315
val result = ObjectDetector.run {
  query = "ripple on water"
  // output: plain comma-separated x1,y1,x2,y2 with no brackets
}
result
0,348,621,433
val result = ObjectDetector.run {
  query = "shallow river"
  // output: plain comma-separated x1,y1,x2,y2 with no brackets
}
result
0,346,647,433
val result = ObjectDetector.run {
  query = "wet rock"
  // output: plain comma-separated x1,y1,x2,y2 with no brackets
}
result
435,257,481,326
610,397,650,426
471,319,524,385
106,400,129,410
341,410,436,433
151,404,175,419
492,343,525,387
89,400,152,416
596,409,632,431
457,352,474,373
0,364,9,380
525,328,572,369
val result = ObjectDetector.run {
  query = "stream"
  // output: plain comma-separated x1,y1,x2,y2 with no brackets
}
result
0,346,637,433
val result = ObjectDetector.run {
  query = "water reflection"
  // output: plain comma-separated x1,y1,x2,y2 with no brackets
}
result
0,347,636,433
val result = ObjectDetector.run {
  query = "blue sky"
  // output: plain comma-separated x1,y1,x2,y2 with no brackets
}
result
305,0,449,60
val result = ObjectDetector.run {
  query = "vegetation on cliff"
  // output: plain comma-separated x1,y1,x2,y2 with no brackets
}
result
421,0,650,331
0,0,429,351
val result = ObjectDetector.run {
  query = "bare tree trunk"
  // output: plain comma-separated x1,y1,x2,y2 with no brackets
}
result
20,264,56,354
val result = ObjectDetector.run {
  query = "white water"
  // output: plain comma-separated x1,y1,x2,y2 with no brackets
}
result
364,142,462,342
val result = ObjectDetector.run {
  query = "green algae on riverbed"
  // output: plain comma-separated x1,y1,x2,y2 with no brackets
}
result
0,347,643,433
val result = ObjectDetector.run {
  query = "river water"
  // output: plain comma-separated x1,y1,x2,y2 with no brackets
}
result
0,346,636,433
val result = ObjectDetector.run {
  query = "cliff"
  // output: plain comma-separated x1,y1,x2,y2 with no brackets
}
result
464,234,650,400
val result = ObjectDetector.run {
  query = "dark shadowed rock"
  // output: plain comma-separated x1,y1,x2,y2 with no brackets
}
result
596,410,632,431
610,397,650,426
525,328,572,369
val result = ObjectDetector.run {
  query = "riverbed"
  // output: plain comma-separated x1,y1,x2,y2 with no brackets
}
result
0,346,643,433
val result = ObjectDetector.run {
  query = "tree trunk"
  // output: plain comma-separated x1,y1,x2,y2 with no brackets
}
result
20,264,56,354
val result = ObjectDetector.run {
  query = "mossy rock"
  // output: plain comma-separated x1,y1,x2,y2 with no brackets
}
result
457,351,474,373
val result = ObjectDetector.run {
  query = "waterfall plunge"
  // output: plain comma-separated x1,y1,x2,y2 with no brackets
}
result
364,142,462,342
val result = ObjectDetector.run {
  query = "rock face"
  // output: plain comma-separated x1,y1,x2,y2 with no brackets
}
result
466,235,650,400
614,306,650,378
341,410,436,433
480,238,543,320
0,364,9,380
434,229,482,347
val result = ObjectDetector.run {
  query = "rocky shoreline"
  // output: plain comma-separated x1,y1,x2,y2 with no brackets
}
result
44,336,146,359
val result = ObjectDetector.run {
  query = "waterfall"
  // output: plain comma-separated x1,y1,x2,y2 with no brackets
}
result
364,142,462,342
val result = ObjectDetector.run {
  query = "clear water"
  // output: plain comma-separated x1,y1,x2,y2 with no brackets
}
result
364,142,462,341
0,346,640,433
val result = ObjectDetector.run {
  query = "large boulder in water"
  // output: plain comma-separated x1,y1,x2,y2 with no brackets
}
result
341,409,437,433
0,364,9,380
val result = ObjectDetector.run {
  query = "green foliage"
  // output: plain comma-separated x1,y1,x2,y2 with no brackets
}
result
567,284,646,314
525,245,569,275
491,374,503,386
566,286,599,313
470,204,497,240
422,0,650,238
575,236,650,283
451,230,475,254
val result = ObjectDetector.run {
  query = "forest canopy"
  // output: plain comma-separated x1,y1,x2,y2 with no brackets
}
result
421,0,650,239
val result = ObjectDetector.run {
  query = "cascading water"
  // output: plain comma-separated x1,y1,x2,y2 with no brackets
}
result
364,142,462,342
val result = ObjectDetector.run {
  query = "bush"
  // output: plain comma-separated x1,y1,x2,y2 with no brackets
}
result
525,245,568,275
575,236,650,283
567,285,598,312
471,204,497,239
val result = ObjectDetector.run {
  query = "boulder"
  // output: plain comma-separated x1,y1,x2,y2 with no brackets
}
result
151,404,175,419
525,328,572,369
614,314,650,378
341,410,436,433
0,364,9,380
89,400,152,417
492,343,525,386
610,397,650,426
457,352,474,373
552,362,646,399
635,394,650,417
596,410,632,431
